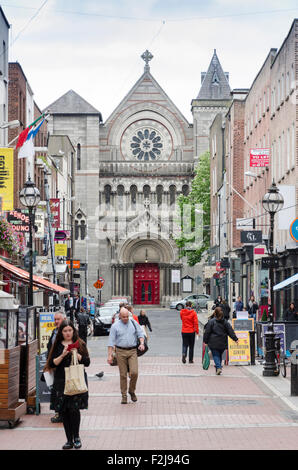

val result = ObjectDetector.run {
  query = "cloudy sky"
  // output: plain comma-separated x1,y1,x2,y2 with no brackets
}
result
3,0,298,122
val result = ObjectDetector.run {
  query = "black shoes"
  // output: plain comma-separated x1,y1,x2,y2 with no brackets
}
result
62,441,73,450
51,414,63,423
189,360,194,363
182,355,186,364
129,392,137,402
74,437,82,449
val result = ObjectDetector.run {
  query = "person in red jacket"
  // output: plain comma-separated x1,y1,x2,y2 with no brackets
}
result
180,301,199,364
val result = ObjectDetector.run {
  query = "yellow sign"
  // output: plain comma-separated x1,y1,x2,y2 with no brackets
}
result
228,331,251,364
55,243,67,257
39,313,56,354
0,148,14,210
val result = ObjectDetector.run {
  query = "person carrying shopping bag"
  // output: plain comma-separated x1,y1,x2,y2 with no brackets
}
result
203,307,238,375
45,318,90,450
180,301,199,364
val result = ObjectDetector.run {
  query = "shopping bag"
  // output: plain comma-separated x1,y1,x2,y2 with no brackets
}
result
43,370,54,388
202,345,210,370
64,349,88,396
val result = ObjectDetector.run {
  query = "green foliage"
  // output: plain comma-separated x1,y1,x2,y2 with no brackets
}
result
175,151,210,266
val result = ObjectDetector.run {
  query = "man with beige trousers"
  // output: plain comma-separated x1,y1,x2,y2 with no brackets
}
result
107,308,145,404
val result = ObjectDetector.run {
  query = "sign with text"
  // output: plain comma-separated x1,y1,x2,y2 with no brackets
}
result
250,148,269,167
54,243,67,257
261,257,278,269
228,331,251,364
232,318,254,331
0,148,14,210
35,210,45,239
171,270,180,283
7,209,29,232
49,198,60,228
241,230,262,244
39,312,55,354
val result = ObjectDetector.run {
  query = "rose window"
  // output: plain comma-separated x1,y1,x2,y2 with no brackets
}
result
130,128,163,160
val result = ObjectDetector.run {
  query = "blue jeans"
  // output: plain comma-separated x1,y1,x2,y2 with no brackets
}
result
210,348,225,370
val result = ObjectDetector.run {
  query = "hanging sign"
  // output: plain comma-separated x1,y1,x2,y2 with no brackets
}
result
0,148,14,211
250,148,269,167
54,243,67,257
49,198,60,228
7,209,30,231
241,230,262,244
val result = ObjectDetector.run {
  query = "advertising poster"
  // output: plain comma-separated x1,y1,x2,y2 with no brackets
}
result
54,243,67,257
39,312,55,354
49,198,60,228
262,323,286,355
0,148,14,210
228,331,251,365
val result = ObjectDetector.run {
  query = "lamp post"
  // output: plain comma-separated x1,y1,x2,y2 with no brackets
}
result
19,177,41,306
261,181,284,376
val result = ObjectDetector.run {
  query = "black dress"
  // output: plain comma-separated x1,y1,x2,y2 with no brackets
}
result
49,342,90,413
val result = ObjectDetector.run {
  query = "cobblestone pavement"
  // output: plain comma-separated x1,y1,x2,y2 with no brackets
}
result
1,310,298,450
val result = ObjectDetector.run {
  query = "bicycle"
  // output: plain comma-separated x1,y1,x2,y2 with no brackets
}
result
274,337,290,378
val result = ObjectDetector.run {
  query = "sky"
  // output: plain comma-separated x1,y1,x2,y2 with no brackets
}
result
2,0,298,122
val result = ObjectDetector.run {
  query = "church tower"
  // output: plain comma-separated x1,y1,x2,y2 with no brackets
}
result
97,50,194,305
191,50,232,160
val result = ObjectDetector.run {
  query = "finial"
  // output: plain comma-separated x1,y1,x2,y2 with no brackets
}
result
141,50,153,72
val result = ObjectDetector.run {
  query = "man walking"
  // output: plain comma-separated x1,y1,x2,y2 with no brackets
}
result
107,308,145,404
76,307,91,344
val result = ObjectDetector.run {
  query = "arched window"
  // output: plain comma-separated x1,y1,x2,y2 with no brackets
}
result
117,185,125,210
169,185,176,206
104,185,111,206
143,185,150,199
130,185,137,208
74,211,86,241
77,143,81,170
182,184,189,196
156,185,163,206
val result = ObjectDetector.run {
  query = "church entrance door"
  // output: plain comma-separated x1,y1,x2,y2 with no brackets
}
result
133,263,160,305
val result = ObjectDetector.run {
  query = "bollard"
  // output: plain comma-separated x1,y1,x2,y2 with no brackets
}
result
249,331,256,365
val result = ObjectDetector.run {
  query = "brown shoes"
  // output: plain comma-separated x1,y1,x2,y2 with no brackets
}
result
121,395,127,404
129,392,137,402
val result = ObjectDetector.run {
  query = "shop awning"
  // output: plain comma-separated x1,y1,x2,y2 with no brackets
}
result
273,273,298,291
0,258,69,295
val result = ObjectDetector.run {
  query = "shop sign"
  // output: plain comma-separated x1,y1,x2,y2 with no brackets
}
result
250,148,269,167
228,331,251,364
7,209,29,231
290,218,298,242
241,230,262,244
49,198,60,228
54,243,67,257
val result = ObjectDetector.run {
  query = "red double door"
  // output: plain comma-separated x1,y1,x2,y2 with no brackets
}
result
133,263,160,305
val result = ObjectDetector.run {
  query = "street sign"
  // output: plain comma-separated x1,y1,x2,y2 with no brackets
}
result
241,230,262,244
94,277,104,289
54,243,67,257
66,259,81,269
54,230,67,241
290,218,298,242
261,257,278,269
220,258,230,268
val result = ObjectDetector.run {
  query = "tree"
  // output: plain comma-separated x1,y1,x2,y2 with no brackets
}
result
175,151,210,266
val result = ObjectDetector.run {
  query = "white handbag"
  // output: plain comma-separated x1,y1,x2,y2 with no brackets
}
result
64,349,88,396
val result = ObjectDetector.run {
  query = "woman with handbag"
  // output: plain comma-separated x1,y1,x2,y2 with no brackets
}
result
45,318,90,450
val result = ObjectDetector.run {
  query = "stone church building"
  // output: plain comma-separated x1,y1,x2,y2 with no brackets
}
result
46,50,231,305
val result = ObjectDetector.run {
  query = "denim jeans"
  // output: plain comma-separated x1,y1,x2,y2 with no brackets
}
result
210,348,225,370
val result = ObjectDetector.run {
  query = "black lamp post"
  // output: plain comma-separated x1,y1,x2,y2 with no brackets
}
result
19,177,41,306
262,181,284,376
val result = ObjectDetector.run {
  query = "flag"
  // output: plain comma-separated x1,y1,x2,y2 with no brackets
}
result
16,126,31,149
18,118,45,160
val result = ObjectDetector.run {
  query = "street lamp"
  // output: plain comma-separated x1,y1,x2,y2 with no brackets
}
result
261,181,284,376
19,177,41,306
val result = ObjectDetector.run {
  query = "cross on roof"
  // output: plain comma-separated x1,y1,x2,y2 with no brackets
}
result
144,198,151,209
141,50,153,72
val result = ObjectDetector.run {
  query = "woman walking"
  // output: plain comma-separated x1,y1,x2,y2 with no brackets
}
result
45,318,90,450
180,301,199,364
138,310,152,340
203,307,238,375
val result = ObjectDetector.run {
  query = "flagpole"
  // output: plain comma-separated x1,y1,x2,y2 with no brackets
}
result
8,113,49,148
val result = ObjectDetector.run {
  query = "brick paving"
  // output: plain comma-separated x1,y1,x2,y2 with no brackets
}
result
1,354,298,450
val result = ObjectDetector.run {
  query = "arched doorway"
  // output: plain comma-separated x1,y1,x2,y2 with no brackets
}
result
133,263,159,305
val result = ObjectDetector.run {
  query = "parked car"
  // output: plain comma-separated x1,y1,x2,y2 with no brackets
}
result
170,294,211,310
93,307,116,336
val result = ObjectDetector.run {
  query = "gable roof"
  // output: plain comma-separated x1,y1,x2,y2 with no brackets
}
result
45,89,102,119
197,50,231,100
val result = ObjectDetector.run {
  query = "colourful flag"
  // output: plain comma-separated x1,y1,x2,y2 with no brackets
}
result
18,118,45,160
16,114,46,151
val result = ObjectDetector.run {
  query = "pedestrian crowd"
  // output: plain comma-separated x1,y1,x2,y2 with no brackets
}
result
42,292,296,450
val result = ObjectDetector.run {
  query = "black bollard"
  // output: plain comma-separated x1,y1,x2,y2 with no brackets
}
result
291,349,298,396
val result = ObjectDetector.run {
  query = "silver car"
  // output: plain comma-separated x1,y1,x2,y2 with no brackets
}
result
170,294,211,311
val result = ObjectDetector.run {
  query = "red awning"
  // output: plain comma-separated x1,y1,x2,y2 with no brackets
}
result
0,258,69,295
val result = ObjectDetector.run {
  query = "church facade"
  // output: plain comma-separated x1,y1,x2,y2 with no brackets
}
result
47,50,231,305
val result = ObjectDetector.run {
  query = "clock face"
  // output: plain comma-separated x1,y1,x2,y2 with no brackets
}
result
121,120,173,162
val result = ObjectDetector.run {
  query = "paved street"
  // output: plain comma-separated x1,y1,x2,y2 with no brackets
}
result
1,309,298,451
